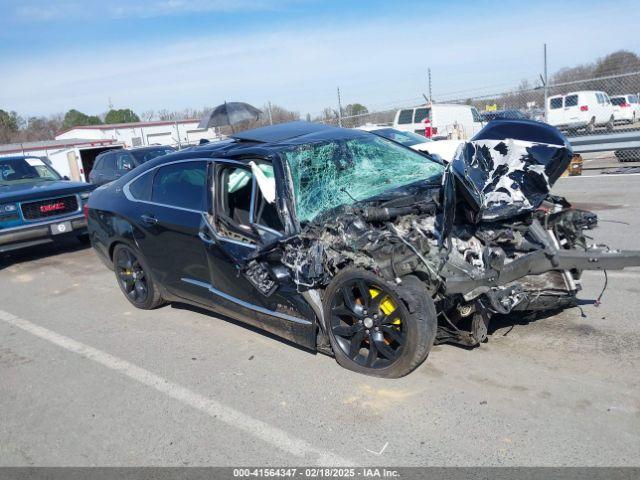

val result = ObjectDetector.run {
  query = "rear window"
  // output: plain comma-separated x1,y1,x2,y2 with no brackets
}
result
397,109,413,125
129,171,154,201
564,95,578,107
414,108,430,123
549,98,563,109
611,97,626,106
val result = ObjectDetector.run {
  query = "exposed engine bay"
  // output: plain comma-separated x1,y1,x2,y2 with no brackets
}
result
243,119,640,351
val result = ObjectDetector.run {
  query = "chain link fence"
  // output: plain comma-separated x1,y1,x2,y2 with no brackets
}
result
317,71,640,142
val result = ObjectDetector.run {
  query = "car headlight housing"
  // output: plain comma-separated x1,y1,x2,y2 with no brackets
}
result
0,203,18,213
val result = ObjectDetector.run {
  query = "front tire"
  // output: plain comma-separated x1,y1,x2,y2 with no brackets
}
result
113,244,164,310
323,268,437,378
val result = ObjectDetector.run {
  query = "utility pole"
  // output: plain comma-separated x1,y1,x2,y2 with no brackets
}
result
543,43,548,119
267,101,273,125
428,68,432,104
175,121,182,149
336,86,343,127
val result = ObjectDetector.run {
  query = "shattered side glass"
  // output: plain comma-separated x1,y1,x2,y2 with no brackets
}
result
283,135,443,222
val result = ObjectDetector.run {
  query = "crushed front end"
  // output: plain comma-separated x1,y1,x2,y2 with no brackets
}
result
246,120,640,357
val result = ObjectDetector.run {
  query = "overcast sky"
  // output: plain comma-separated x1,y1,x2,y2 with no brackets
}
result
1,0,639,117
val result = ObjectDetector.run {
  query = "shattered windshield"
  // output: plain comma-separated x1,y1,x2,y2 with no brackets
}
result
283,135,443,222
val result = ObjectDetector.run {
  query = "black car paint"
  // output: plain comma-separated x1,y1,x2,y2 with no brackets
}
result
88,146,319,348
88,121,640,354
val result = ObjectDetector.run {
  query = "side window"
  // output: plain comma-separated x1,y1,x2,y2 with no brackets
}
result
115,152,135,172
93,157,103,171
128,171,154,201
414,108,429,124
103,153,117,171
603,93,611,104
219,166,253,227
564,95,578,107
550,97,563,109
397,109,413,125
151,161,206,210
471,107,482,122
215,162,283,243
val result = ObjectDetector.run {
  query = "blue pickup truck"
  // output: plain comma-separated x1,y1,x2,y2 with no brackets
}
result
0,156,95,253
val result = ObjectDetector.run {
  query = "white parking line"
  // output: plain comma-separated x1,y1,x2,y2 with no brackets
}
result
0,309,353,466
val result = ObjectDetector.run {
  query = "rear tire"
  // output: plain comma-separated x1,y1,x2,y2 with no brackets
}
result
113,244,164,310
323,268,437,378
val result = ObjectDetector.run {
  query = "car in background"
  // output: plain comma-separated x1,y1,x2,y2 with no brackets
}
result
0,156,94,253
546,91,614,133
479,109,530,122
610,94,640,124
89,146,176,186
393,103,484,140
357,125,463,162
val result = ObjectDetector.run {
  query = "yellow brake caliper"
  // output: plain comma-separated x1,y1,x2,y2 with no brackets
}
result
369,288,401,326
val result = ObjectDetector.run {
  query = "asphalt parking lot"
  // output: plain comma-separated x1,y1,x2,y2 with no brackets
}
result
1,164,640,467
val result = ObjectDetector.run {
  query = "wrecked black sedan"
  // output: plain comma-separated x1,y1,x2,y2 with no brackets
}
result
87,120,640,377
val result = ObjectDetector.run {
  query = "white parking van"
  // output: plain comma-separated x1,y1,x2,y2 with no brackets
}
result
610,94,640,124
393,104,484,140
546,91,615,133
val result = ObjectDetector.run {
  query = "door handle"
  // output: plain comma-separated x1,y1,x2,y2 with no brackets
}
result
198,229,215,245
140,214,157,225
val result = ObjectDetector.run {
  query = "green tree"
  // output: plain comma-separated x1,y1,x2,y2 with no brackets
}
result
62,109,102,130
104,108,140,124
0,109,20,143
344,103,368,117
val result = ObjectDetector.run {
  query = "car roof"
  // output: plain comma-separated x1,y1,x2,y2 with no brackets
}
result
231,121,339,143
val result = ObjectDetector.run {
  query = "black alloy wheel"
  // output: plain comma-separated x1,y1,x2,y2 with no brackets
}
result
323,268,437,378
330,279,406,369
113,244,164,309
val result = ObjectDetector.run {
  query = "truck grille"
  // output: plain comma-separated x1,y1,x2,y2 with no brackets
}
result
21,195,79,221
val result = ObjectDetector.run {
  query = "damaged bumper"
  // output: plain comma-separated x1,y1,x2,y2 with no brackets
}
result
443,220,640,295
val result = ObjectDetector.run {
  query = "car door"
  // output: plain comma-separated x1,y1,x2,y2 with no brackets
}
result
130,159,213,304
190,159,316,348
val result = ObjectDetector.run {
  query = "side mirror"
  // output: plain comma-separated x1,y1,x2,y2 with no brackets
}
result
63,175,70,180
123,163,133,171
